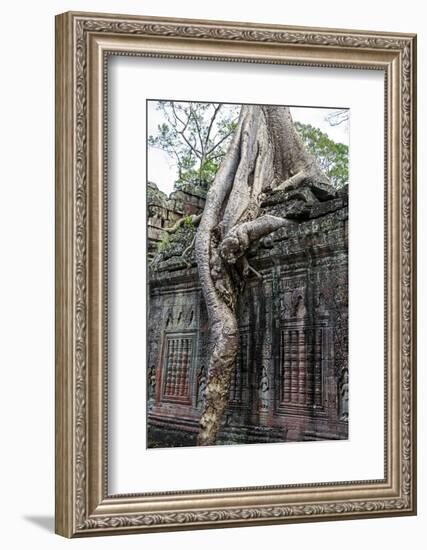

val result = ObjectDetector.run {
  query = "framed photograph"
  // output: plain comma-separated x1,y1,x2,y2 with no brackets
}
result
55,11,417,537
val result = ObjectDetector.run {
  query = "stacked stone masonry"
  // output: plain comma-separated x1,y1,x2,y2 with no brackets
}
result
147,181,206,259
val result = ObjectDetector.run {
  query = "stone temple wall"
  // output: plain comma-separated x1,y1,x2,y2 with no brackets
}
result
147,187,349,447
147,181,205,259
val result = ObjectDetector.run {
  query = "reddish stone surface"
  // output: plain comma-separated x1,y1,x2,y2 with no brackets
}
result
147,189,348,448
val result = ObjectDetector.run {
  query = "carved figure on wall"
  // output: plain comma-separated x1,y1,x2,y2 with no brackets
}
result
315,292,327,315
292,291,307,319
197,365,207,407
147,365,156,403
259,366,269,410
339,369,349,420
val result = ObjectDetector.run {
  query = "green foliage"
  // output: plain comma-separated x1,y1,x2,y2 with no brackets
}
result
294,121,349,188
182,215,195,228
157,232,171,253
149,102,348,192
148,101,240,195
156,217,195,255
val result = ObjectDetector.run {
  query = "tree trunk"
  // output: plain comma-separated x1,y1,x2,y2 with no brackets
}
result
195,105,333,446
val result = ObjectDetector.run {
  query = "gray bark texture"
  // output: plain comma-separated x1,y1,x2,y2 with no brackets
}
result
194,105,333,446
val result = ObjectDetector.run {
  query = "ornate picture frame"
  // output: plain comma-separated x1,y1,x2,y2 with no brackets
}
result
55,11,417,537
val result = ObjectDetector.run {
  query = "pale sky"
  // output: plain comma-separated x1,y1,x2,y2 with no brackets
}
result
147,102,349,196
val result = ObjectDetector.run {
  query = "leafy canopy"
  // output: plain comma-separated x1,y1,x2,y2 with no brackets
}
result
149,101,349,193
148,101,240,195
295,121,349,189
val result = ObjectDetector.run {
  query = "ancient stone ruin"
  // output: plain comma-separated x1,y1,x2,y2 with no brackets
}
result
147,181,349,447
147,181,205,260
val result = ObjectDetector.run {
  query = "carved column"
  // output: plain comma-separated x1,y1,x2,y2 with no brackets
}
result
283,329,291,402
183,339,190,396
290,329,299,403
298,327,307,404
281,330,289,402
314,328,323,407
180,338,186,395
164,339,173,396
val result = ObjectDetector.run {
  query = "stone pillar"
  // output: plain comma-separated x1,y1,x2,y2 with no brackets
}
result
314,328,323,407
298,326,307,404
282,329,290,402
291,329,299,403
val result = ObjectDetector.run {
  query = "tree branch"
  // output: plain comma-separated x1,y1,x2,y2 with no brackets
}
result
204,104,222,151
206,129,235,156
171,102,203,158
189,104,205,155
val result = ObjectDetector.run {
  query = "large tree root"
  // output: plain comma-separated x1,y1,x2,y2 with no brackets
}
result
195,105,335,446
197,315,239,446
219,215,296,264
165,213,202,234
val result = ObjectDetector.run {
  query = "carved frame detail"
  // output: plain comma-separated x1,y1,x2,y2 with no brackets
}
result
55,11,416,537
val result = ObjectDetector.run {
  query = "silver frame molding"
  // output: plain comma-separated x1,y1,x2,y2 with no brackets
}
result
55,11,417,538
